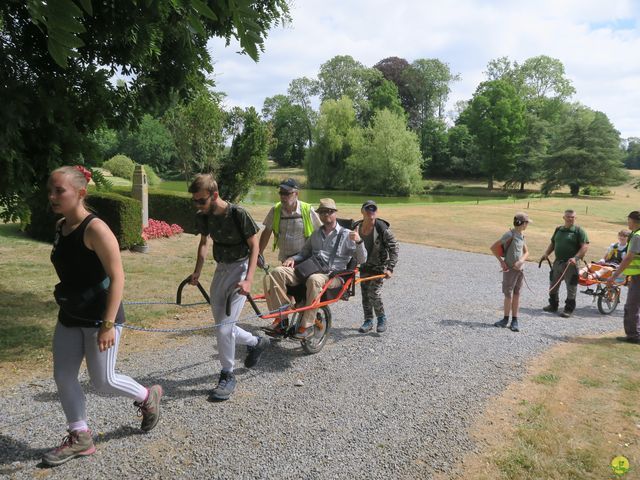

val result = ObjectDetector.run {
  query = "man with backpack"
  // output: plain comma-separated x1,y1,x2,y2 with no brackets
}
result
490,212,531,332
188,174,270,401
353,200,399,334
539,209,590,318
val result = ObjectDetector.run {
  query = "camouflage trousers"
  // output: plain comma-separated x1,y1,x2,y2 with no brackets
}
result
360,271,385,319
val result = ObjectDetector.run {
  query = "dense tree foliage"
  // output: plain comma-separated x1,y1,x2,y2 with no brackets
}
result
162,91,226,183
115,115,177,174
346,110,423,195
0,0,290,222
542,106,627,196
218,107,269,201
305,97,362,189
262,95,308,167
459,80,526,190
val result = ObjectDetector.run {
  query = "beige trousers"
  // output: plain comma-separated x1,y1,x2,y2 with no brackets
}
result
264,266,340,328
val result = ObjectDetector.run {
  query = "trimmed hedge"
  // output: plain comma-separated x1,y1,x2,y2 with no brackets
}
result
148,192,198,234
27,190,143,249
111,187,197,234
88,192,143,248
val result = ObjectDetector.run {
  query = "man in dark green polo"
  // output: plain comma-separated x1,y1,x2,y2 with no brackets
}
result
539,209,589,318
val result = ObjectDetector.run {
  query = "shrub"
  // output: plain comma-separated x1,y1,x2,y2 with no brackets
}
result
103,154,135,179
87,192,143,248
581,185,610,196
142,164,161,186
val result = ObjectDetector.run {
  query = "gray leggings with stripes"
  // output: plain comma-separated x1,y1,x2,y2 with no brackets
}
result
53,322,147,426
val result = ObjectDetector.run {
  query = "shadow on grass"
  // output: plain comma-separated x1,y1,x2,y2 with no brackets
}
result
0,223,51,244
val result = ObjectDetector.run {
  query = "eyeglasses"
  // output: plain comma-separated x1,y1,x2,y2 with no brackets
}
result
192,195,211,205
278,190,294,196
364,205,377,212
317,209,336,215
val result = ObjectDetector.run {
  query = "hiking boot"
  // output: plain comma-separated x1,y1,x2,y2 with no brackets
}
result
42,429,96,466
245,336,270,368
359,319,373,333
294,325,315,339
134,384,163,432
209,371,236,401
542,304,558,313
376,315,387,333
494,318,509,328
509,319,519,332
559,299,576,318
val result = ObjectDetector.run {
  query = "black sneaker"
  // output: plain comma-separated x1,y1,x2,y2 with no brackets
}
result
245,336,270,368
494,318,509,328
209,371,236,401
509,319,519,332
559,310,573,318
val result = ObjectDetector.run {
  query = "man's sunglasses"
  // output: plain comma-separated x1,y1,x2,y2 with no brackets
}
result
364,205,377,212
192,195,211,205
317,209,336,215
278,190,294,196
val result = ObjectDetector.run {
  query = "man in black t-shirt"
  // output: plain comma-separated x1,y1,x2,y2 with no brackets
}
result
189,174,270,401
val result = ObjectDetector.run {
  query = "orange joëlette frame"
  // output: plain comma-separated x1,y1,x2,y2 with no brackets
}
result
250,270,387,320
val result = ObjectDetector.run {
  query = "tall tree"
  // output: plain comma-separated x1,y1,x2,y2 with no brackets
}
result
317,55,382,121
287,77,319,147
405,58,459,128
363,77,405,125
447,124,481,177
421,118,449,176
504,113,549,191
459,80,526,190
346,110,423,196
262,95,308,167
542,105,627,196
162,91,226,183
374,56,414,117
218,107,269,201
625,137,640,169
306,97,362,189
0,0,290,222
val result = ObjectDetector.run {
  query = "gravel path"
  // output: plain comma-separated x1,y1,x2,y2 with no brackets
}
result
0,243,625,479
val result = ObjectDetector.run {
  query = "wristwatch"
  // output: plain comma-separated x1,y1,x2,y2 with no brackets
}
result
101,320,114,329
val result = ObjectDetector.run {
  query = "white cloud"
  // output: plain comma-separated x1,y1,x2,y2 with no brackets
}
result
208,0,640,137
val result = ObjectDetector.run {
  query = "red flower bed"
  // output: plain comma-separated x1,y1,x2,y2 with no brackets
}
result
142,219,184,241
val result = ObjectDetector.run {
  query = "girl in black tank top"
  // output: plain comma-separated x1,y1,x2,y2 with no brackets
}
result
51,214,125,327
41,166,163,467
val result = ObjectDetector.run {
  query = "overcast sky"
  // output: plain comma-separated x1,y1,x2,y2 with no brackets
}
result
206,0,640,139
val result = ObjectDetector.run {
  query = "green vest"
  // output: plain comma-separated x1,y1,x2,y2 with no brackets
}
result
272,201,314,251
623,229,640,276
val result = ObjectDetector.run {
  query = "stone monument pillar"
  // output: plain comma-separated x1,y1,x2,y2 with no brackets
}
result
132,164,149,228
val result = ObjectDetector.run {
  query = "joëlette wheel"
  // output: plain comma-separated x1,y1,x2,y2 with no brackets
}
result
301,306,332,354
597,286,620,314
